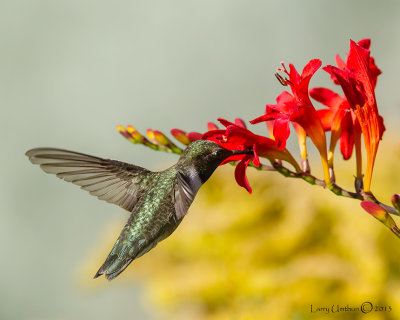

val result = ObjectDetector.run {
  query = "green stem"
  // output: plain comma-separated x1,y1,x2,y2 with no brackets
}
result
263,161,398,216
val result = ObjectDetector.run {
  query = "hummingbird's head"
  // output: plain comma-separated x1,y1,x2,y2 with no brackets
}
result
179,140,253,182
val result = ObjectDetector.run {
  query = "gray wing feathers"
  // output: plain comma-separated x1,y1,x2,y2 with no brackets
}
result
174,170,202,220
26,148,151,212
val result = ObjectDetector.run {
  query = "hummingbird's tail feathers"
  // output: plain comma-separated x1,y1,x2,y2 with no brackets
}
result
93,230,141,280
93,221,166,280
26,148,152,212
93,253,133,280
94,242,159,280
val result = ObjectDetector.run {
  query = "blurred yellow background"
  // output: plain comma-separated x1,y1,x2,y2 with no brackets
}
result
2,1,400,319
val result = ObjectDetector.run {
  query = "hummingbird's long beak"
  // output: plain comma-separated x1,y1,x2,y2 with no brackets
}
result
231,148,253,156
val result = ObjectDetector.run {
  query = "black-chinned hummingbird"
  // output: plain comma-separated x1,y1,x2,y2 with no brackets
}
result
26,140,252,280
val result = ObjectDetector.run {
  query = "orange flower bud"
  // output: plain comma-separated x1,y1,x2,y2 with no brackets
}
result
361,201,400,238
171,129,191,145
152,130,170,146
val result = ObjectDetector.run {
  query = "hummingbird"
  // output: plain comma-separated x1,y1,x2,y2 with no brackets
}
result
26,140,252,280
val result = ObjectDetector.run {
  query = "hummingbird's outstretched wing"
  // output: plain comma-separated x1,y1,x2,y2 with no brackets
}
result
26,148,152,212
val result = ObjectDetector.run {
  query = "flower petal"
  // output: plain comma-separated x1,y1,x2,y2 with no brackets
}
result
234,155,253,193
187,132,202,141
309,87,344,110
273,118,290,150
224,124,300,171
252,144,260,167
357,39,371,50
293,59,322,99
207,122,219,130
201,129,226,140
335,54,347,70
338,112,354,160
316,109,335,131
339,128,354,160
276,90,296,106
355,39,381,88
369,56,382,88
266,120,274,139
347,40,375,106
217,118,236,128
250,114,271,125
323,65,363,109
378,115,385,140
234,118,247,129
302,59,322,80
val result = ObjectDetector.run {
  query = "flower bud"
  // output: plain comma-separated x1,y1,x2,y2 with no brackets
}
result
116,125,131,139
187,132,202,142
171,129,191,146
117,125,140,143
152,130,170,146
392,194,400,212
146,129,155,142
150,130,182,154
361,201,400,238
143,129,166,150
127,125,145,143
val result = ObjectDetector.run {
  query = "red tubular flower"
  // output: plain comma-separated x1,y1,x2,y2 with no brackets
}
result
323,39,385,192
202,118,300,193
292,123,309,172
310,87,358,166
330,39,381,89
251,59,330,184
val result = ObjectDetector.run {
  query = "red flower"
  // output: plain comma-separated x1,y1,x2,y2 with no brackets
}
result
323,39,385,191
330,39,381,89
310,87,358,161
202,118,300,193
251,59,330,184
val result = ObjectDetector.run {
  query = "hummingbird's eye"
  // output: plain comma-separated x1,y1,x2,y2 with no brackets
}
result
213,149,223,157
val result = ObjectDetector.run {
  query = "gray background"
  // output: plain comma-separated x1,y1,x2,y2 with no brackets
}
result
1,1,400,319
